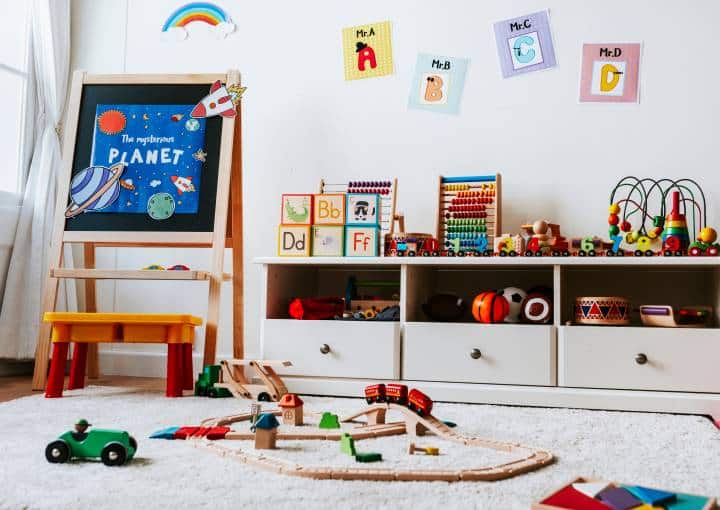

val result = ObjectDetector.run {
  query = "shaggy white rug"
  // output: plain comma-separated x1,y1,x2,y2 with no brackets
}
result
0,386,718,510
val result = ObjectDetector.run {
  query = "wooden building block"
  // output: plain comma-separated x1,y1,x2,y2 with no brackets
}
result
281,194,312,225
311,226,344,256
313,193,345,225
344,226,379,256
346,193,380,226
278,225,311,257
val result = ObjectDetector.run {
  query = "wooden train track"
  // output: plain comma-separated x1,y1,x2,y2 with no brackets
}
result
195,403,554,482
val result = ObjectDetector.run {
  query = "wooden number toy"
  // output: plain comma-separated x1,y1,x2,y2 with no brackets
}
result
437,174,501,255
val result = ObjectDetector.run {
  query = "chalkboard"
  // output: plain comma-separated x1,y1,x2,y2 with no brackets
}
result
65,83,223,232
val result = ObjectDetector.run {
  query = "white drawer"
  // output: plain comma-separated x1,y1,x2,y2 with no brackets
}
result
559,326,720,392
262,319,400,379
403,323,556,385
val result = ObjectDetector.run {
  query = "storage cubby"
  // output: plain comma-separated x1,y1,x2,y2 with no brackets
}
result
265,263,401,319
405,265,554,323
561,265,720,327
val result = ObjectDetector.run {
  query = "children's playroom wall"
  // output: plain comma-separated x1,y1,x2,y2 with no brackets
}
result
70,0,720,375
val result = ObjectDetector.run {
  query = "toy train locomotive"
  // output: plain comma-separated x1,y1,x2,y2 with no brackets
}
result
364,384,433,416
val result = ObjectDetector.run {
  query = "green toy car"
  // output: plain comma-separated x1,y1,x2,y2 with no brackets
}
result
45,419,137,466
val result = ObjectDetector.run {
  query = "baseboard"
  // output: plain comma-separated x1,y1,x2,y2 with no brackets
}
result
97,350,259,378
0,360,33,376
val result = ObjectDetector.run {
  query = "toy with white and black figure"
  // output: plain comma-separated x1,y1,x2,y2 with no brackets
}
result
45,419,137,466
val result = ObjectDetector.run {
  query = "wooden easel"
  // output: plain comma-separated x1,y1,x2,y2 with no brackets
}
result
32,71,244,390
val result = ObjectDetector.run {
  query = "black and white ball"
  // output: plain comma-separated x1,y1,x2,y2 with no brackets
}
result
499,286,527,323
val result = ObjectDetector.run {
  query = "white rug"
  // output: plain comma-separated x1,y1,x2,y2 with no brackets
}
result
1,386,718,510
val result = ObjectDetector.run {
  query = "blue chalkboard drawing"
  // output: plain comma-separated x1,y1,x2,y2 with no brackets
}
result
65,163,126,218
90,103,206,215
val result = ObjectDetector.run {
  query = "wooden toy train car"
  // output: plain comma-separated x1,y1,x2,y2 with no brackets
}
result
364,384,433,416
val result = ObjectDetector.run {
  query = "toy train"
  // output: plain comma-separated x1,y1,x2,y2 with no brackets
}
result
364,384,433,416
385,221,720,258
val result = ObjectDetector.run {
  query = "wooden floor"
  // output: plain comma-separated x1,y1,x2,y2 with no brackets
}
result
0,375,166,403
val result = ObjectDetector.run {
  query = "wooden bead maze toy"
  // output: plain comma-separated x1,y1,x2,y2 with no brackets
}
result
437,174,501,255
608,176,718,256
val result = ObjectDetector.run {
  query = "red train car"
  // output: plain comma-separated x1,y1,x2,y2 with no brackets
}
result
385,383,408,405
364,383,386,404
407,388,433,416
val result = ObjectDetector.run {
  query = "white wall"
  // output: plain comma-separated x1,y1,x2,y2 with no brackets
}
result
71,0,720,374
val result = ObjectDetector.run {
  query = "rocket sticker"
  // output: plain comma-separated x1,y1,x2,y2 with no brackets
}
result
191,81,236,119
171,175,196,194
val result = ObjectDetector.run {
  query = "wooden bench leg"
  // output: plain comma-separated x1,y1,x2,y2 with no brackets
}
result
166,344,183,397
68,343,88,390
45,342,69,398
182,343,194,390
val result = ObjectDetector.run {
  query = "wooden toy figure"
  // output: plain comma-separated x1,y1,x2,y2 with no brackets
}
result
252,413,279,449
278,393,304,425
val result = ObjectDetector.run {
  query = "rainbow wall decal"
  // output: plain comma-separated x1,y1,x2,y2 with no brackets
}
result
161,2,235,39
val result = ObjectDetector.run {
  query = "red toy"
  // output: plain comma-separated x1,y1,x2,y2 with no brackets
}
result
362,384,434,416
472,291,509,323
288,297,344,320
407,388,433,416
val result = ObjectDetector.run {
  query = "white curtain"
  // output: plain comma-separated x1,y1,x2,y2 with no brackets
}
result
0,0,70,359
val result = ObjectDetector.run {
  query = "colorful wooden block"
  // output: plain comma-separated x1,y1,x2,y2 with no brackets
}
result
346,194,380,226
318,412,340,429
278,225,311,257
624,486,676,506
340,433,356,456
313,193,345,225
311,226,344,257
597,487,643,510
280,194,312,225
541,486,612,510
345,226,379,257
664,494,710,510
573,481,613,499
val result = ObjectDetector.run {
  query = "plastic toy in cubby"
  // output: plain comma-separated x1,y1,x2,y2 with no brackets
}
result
639,305,712,328
574,296,630,325
471,291,509,323
344,276,400,320
499,286,527,323
288,297,344,320
521,287,553,324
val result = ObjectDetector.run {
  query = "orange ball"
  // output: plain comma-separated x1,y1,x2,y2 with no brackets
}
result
472,291,509,323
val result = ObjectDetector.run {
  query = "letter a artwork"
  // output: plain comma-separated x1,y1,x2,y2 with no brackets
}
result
342,21,393,81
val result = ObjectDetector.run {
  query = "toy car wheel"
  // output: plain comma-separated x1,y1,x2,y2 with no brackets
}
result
258,392,272,402
588,250,596,257
509,251,518,257
551,250,560,257
422,251,430,257
499,251,507,257
101,443,127,466
709,246,719,256
408,251,416,257
483,250,492,257
562,251,570,257
674,250,683,257
535,251,543,257
579,251,586,257
129,436,138,452
431,251,440,257
645,250,654,257
45,440,70,464
663,250,672,257
524,250,533,257
634,250,643,257
606,250,615,257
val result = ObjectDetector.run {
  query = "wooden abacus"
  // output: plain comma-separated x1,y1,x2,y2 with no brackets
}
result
436,174,502,254
319,178,399,254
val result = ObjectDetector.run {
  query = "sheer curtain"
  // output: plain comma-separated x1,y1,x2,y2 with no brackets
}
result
0,0,70,359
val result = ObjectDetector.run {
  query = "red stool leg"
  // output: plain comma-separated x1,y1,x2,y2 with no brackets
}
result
68,343,88,390
166,344,182,397
45,342,69,398
182,343,194,390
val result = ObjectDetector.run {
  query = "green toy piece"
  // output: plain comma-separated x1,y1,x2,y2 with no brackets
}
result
340,433,356,456
355,452,382,463
45,419,137,466
194,365,232,398
318,412,341,429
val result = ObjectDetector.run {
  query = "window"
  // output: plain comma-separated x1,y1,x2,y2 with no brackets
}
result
0,1,31,193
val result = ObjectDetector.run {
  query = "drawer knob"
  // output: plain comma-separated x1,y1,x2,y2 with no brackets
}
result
470,348,482,360
320,344,331,355
635,353,648,365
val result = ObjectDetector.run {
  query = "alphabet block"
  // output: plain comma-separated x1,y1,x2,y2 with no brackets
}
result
313,194,345,226
312,226,344,257
280,194,312,225
278,225,311,257
346,194,379,226
345,226,379,257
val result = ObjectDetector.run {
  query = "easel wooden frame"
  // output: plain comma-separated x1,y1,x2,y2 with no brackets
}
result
32,70,244,390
